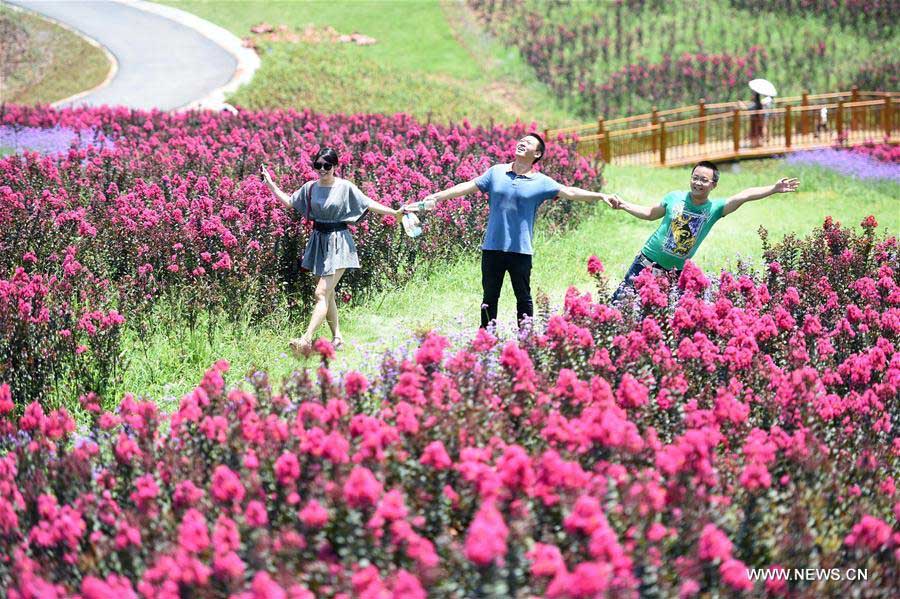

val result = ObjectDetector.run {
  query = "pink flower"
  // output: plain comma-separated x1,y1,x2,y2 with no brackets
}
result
527,542,565,577
244,571,286,599
343,466,382,509
178,509,210,553
213,515,241,553
415,331,450,367
471,327,497,352
464,501,508,566
739,462,772,491
698,524,733,562
719,558,753,591
678,260,709,294
390,569,426,599
420,440,453,470
616,373,649,408
587,255,604,275
344,371,369,396
174,480,204,508
679,578,701,598
861,215,878,230
211,465,245,504
313,338,335,360
0,383,13,415
299,500,329,528
213,551,245,580
130,474,159,510
274,451,301,486
245,500,268,527
81,575,137,599
845,515,892,551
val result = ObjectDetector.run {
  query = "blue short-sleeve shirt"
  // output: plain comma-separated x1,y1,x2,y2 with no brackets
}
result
474,164,562,255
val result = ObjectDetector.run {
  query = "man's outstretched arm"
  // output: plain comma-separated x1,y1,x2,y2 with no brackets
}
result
610,196,666,221
403,180,479,211
557,186,617,206
722,177,799,217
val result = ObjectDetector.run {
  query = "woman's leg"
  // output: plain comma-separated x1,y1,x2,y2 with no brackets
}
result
301,270,344,343
325,269,346,346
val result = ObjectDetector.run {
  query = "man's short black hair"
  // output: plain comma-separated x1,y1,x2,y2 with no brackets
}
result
692,160,720,182
525,132,545,164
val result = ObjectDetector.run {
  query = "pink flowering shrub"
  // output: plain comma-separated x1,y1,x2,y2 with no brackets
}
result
467,0,895,118
0,104,600,406
843,141,900,164
0,218,896,596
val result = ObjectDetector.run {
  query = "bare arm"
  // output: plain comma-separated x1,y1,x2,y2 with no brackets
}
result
557,186,616,206
722,177,799,217
610,196,666,220
259,165,293,210
367,200,401,217
403,180,479,212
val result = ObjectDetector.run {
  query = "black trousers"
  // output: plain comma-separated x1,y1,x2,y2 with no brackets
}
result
481,250,533,328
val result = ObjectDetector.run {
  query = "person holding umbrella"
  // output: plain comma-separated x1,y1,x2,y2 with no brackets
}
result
404,133,616,329
746,78,777,148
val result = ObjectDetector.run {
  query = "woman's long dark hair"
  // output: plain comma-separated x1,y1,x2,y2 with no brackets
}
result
312,147,339,168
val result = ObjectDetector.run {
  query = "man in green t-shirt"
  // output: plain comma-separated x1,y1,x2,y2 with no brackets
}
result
609,161,799,303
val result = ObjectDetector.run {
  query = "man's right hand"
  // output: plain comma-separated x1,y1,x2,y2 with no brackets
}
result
403,197,437,212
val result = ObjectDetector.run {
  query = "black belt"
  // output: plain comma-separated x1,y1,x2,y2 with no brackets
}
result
313,221,348,233
638,253,672,272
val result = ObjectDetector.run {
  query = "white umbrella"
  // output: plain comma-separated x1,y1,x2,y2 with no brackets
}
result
749,78,778,97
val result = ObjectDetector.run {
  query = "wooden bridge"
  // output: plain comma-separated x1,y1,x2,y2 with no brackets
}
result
545,88,898,167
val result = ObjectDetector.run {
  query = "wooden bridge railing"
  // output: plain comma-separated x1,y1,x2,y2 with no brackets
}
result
546,88,899,167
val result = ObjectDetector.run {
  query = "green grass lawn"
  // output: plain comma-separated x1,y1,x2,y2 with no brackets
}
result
116,160,898,406
0,4,110,105
158,0,571,126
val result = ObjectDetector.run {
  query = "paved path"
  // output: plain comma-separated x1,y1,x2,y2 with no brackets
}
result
6,0,243,110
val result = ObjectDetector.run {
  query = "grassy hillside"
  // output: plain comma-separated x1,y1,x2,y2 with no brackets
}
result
0,4,110,105
159,0,572,126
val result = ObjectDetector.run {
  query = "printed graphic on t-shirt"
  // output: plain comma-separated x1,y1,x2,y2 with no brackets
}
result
663,205,710,257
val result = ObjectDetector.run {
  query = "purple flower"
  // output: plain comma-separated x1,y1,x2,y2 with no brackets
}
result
0,125,113,156
786,149,900,182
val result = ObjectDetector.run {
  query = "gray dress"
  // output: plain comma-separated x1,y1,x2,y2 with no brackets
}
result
291,178,372,276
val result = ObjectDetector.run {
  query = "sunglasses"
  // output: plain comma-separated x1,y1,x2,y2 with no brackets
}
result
312,161,335,171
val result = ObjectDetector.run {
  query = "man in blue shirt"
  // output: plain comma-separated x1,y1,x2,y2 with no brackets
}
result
405,133,614,329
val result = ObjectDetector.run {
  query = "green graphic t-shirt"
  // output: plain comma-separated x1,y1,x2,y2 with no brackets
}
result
641,191,727,270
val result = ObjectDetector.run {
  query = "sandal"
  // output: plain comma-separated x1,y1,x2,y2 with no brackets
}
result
289,336,312,358
332,335,345,351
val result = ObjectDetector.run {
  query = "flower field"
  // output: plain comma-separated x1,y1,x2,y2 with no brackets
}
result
786,143,900,183
0,105,600,406
0,216,897,597
466,0,898,119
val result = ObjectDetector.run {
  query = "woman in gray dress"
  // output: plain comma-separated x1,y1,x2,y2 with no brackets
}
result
260,148,402,354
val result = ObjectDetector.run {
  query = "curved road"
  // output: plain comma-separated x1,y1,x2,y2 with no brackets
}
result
6,0,238,110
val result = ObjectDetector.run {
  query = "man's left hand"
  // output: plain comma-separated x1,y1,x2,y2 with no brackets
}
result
774,178,800,193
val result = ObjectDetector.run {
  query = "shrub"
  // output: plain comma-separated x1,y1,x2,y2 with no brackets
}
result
0,218,896,596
